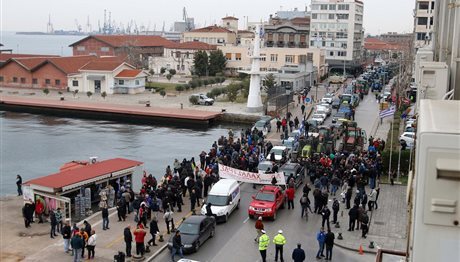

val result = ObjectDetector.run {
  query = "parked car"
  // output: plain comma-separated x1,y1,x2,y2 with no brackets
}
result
248,185,285,220
268,146,289,162
315,109,328,120
190,94,214,106
200,179,240,222
167,215,216,253
399,132,415,147
321,97,333,104
317,104,332,116
331,98,341,109
259,116,273,131
279,162,304,188
252,120,271,135
311,113,326,125
257,161,274,173
282,137,297,152
332,111,351,122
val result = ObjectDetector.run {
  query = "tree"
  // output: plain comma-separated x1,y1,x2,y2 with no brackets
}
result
169,69,177,76
226,83,239,102
101,91,107,99
189,95,199,105
208,50,226,76
175,85,185,93
193,50,209,77
263,73,276,92
43,88,49,95
149,69,155,75
166,74,172,81
159,90,166,98
86,91,93,98
203,79,209,87
160,67,167,74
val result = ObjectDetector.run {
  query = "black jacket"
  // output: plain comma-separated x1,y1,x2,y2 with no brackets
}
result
62,225,71,239
102,208,109,218
325,232,335,246
149,220,159,235
172,234,182,249
292,248,306,262
124,227,132,242
349,206,358,219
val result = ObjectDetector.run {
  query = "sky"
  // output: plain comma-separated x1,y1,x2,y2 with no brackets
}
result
0,0,415,35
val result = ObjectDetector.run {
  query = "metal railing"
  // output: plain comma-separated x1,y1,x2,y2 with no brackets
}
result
375,249,407,262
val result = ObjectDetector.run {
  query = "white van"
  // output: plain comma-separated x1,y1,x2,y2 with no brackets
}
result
200,178,240,222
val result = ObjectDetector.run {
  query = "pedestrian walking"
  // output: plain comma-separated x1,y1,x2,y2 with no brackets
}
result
348,205,358,231
368,188,377,211
171,230,184,261
300,193,312,219
71,233,84,262
16,174,22,196
79,228,88,258
86,230,96,259
273,230,286,262
316,227,326,259
292,243,306,262
124,225,133,258
102,207,109,230
301,104,306,115
325,229,335,260
117,198,127,221
332,198,340,224
361,211,369,238
254,216,264,242
55,208,63,233
258,230,270,262
133,224,146,257
164,209,175,234
147,216,159,246
62,221,72,253
321,206,331,230
286,186,295,209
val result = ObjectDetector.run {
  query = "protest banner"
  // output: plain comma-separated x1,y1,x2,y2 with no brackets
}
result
218,164,286,185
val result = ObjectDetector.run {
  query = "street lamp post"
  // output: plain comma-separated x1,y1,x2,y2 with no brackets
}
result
285,85,291,114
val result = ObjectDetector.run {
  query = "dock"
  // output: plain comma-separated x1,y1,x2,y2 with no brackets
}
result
0,96,222,125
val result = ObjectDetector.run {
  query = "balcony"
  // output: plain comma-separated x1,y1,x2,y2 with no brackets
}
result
266,41,274,47
277,41,285,47
299,42,307,48
288,42,296,48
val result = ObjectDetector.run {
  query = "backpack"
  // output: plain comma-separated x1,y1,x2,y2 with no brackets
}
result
300,196,308,205
151,200,160,212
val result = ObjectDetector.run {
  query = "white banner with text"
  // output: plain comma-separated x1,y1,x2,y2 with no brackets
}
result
218,164,286,185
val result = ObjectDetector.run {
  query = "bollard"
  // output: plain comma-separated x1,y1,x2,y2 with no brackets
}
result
180,103,183,109
337,233,343,240
158,234,164,242
146,102,150,107
369,241,375,249
335,221,340,228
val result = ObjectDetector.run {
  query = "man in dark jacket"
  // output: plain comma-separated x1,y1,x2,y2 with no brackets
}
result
321,206,331,230
50,210,58,238
117,198,127,221
171,230,184,261
332,198,340,224
124,226,133,257
325,229,335,260
348,205,358,231
102,207,109,230
62,221,72,253
71,234,84,261
361,211,370,238
83,220,92,237
292,243,306,262
147,217,159,246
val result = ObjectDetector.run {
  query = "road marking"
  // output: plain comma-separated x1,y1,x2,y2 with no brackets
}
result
243,217,250,224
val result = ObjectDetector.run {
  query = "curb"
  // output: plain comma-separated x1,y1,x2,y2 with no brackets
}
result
334,241,377,254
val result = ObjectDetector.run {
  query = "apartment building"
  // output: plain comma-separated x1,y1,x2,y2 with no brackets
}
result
413,0,435,49
264,9,311,48
309,0,364,74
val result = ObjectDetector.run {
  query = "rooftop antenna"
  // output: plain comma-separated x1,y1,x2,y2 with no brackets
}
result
86,16,92,33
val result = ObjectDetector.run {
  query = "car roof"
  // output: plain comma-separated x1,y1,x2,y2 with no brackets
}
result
272,146,287,150
280,162,299,169
260,185,280,192
183,215,207,224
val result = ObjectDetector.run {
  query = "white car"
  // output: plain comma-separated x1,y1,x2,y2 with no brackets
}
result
191,94,214,105
311,114,326,125
400,132,415,148
321,97,333,104
268,146,289,162
314,110,328,119
317,104,332,116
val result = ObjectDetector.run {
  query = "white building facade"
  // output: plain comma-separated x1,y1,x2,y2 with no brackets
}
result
413,0,436,49
309,0,364,73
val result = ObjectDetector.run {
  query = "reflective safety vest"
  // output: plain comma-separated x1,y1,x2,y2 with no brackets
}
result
259,234,270,251
273,233,286,245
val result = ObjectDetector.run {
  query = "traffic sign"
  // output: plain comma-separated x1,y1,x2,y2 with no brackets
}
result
305,97,311,103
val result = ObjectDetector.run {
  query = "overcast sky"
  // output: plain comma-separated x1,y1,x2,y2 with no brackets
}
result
1,0,415,35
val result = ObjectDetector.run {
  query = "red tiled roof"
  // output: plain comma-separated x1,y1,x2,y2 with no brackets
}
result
0,53,59,61
44,55,96,74
80,57,131,71
25,158,143,191
169,41,217,50
70,35,174,48
364,37,402,51
222,16,239,20
115,69,143,78
11,57,50,70
190,25,234,33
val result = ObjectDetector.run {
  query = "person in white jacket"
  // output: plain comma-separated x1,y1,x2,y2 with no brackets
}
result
86,230,97,259
368,189,377,211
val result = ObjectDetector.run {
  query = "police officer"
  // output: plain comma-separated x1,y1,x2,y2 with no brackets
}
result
259,230,270,262
273,230,286,262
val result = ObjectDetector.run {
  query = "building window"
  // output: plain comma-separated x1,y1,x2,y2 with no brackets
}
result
13,77,18,83
32,78,38,84
329,14,335,20
336,14,349,20
285,55,294,63
270,54,278,62
311,4,319,10
307,53,313,61
235,53,242,60
320,4,328,10
55,79,61,86
312,14,317,19
298,55,306,64
0,76,3,82
77,46,85,51
225,53,232,60
329,51,334,56
416,32,427,40
20,77,26,83
181,65,185,70
260,53,266,61
417,17,428,25
177,64,180,70
72,80,78,86
119,80,124,85
100,47,110,52
342,43,347,48
418,1,429,9
45,79,51,85
329,4,336,10
338,4,349,10
330,42,335,47
135,80,140,85
338,51,347,57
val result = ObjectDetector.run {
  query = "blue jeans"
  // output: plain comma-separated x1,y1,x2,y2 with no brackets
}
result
369,177,376,189
326,245,333,260
64,239,70,252
331,185,338,195
171,247,183,261
103,217,109,229
316,242,324,257
73,248,82,262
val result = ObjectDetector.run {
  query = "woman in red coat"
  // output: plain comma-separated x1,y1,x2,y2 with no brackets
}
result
35,199,44,223
286,187,296,210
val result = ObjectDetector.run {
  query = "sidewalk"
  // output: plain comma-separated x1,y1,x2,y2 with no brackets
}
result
0,193,196,262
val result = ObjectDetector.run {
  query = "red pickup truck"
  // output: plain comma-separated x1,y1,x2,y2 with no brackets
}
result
248,185,285,220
